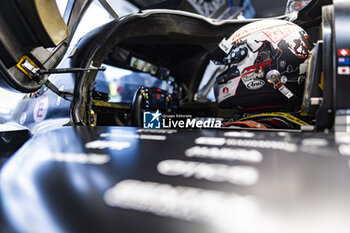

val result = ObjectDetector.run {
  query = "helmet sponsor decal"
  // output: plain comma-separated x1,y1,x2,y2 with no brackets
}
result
262,25,295,44
242,69,264,82
229,20,287,43
247,80,265,90
217,78,240,103
241,69,265,90
241,60,272,75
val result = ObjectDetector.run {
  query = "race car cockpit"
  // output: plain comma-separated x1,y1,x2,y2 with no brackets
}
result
0,0,342,133
2,1,350,233
64,0,340,133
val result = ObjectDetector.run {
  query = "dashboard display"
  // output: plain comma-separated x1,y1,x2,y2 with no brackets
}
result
130,57,158,76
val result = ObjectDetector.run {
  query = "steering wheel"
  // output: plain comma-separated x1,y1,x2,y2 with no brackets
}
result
131,86,175,127
131,86,145,127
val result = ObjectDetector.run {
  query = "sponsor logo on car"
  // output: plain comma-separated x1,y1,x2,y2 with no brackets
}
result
338,57,350,65
33,95,49,123
338,48,350,57
338,66,350,75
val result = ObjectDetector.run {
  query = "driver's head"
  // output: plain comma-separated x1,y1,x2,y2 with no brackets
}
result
211,19,313,109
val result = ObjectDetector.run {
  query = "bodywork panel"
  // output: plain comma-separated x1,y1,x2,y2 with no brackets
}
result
1,126,350,232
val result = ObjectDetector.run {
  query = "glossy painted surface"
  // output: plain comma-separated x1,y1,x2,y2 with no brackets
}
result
1,126,350,233
0,129,31,159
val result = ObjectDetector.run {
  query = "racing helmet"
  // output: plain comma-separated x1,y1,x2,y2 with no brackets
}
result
211,19,313,109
